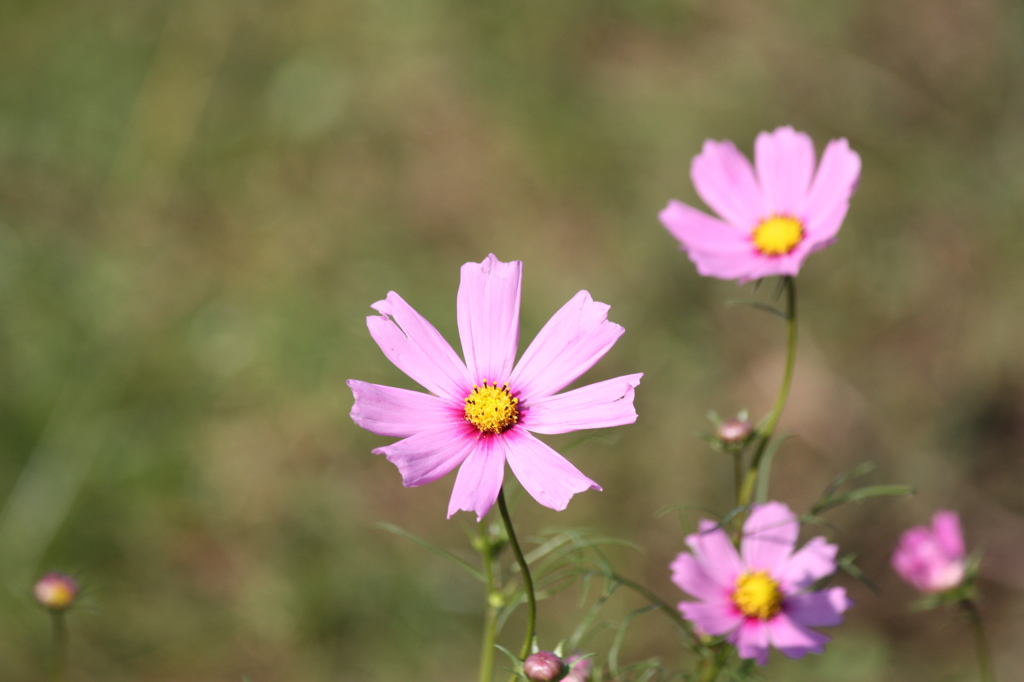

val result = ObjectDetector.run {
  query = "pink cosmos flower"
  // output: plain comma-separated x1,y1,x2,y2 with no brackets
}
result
348,254,642,520
658,126,861,283
892,510,967,593
671,502,851,665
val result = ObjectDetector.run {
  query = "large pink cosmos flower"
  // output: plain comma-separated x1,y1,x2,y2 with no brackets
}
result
671,502,851,665
658,126,861,283
348,254,642,520
892,510,967,593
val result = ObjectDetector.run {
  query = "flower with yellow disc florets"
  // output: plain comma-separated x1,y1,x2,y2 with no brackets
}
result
348,254,642,520
671,502,851,665
658,126,861,283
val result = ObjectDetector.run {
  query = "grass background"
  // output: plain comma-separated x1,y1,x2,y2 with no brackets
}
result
1,0,1024,679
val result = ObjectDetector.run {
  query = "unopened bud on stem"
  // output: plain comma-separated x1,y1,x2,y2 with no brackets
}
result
34,573,79,612
717,418,753,444
524,651,567,682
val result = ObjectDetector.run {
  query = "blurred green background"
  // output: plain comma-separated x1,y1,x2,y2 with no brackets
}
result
2,0,1024,679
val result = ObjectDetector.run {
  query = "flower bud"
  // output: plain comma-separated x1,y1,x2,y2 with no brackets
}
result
523,651,567,682
892,510,967,593
34,573,79,611
717,418,752,444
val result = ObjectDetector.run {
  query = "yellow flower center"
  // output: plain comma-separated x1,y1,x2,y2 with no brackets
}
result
752,216,804,256
732,571,784,620
464,381,519,435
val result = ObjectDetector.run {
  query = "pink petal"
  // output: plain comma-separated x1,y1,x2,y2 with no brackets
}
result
691,139,764,229
523,373,642,435
457,255,522,384
776,536,839,591
671,552,730,602
892,522,966,593
447,436,506,520
679,600,744,636
659,200,753,252
686,519,743,587
754,127,816,217
932,510,965,559
684,248,766,283
732,241,815,283
765,612,830,659
785,587,850,628
348,380,462,437
802,199,849,250
368,292,472,401
510,291,624,400
801,138,860,241
501,428,601,511
742,502,799,573
731,618,770,666
892,527,935,590
373,424,480,488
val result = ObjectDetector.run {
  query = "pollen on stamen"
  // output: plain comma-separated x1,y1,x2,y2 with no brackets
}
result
464,381,519,435
753,215,804,256
732,571,784,620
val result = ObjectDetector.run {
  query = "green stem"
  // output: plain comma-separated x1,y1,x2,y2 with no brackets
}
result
733,450,744,506
738,276,797,508
497,488,536,662
695,643,730,682
477,524,499,682
962,599,996,682
50,611,67,682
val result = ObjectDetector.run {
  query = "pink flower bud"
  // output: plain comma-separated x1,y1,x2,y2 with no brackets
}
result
523,651,567,682
892,510,967,593
564,654,593,682
717,418,752,444
34,573,79,611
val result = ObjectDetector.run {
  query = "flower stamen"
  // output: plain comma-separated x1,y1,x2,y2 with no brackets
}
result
464,381,519,435
732,571,783,620
753,216,804,256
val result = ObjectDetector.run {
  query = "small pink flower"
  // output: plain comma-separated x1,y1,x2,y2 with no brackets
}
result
34,573,79,611
349,254,642,520
892,510,967,593
658,126,861,283
671,502,851,666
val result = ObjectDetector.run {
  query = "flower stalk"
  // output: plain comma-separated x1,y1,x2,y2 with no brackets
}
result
961,599,995,682
50,611,67,682
497,487,537,664
738,276,797,509
477,523,501,682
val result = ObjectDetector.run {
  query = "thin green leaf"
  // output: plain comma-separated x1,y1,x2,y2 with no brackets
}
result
724,298,787,320
822,461,877,500
568,590,616,650
608,604,660,676
654,503,720,520
837,553,879,594
375,522,484,582
811,484,915,515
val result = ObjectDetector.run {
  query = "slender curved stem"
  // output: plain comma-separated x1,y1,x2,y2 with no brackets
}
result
733,450,744,506
738,277,797,508
962,599,996,682
50,611,67,682
497,488,536,662
695,642,730,682
477,524,499,682
605,572,693,637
